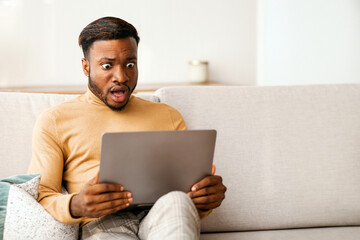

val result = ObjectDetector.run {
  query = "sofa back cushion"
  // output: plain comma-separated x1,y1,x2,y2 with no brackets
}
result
155,84,360,232
0,91,158,179
0,92,78,179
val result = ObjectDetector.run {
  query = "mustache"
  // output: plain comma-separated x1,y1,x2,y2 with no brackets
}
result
107,83,131,93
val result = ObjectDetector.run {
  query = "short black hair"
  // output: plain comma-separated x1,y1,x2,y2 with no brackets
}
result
78,16,140,59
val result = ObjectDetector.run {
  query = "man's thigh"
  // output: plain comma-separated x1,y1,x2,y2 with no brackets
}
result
138,191,200,239
81,211,147,240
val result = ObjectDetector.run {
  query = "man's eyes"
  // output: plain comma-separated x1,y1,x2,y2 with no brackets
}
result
101,63,112,69
101,62,136,69
126,62,136,68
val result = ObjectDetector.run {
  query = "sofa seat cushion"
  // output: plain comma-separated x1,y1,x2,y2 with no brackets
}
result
200,226,360,240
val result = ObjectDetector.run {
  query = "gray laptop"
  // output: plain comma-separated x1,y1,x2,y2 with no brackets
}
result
98,130,216,207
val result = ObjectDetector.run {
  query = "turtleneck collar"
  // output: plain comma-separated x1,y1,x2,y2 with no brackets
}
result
85,86,106,106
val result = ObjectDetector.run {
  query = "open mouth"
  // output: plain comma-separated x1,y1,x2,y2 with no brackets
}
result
112,89,126,97
109,86,128,103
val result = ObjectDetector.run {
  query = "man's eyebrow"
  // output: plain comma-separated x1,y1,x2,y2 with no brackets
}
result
100,57,116,61
99,57,137,61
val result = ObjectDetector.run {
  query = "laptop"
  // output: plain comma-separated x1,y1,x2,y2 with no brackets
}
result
98,129,216,208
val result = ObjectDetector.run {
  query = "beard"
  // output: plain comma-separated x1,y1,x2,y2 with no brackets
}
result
88,72,136,112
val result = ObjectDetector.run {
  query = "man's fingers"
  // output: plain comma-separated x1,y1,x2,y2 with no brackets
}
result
71,179,131,218
196,202,222,210
89,197,133,213
88,171,100,185
187,186,219,198
191,194,224,205
85,183,124,195
191,175,223,192
211,165,216,175
85,191,132,205
87,200,132,218
188,174,227,212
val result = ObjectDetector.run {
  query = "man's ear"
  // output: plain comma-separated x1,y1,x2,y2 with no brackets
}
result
81,58,89,76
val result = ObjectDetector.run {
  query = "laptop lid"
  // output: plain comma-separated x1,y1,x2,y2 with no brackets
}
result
98,129,217,206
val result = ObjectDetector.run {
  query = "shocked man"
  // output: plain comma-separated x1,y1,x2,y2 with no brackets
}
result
28,16,226,240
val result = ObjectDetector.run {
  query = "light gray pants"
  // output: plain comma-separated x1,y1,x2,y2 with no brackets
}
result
81,191,200,240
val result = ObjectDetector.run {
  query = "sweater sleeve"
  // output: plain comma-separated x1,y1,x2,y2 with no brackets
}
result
28,110,84,225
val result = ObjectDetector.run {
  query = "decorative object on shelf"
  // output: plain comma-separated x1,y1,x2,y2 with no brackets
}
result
188,60,209,83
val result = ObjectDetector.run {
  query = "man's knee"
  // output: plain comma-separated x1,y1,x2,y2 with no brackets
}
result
150,191,200,225
157,191,196,211
138,191,200,239
160,191,192,203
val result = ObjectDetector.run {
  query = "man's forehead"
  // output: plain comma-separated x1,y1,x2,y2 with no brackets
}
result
88,38,137,58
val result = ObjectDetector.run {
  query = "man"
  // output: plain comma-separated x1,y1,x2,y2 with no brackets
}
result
28,16,226,239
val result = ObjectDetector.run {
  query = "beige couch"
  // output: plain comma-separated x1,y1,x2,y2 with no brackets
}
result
1,84,360,239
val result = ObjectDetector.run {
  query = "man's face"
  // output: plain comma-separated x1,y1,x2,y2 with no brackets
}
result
82,38,138,111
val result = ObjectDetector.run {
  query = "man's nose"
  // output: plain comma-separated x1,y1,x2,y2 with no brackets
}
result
112,66,128,83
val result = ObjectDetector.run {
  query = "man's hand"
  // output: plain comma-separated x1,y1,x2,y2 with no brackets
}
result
187,165,227,211
70,172,133,218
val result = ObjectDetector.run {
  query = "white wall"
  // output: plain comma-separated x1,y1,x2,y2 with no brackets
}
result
257,0,360,85
0,0,257,87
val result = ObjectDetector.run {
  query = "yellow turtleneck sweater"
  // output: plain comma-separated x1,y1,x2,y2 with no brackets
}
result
28,88,192,227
